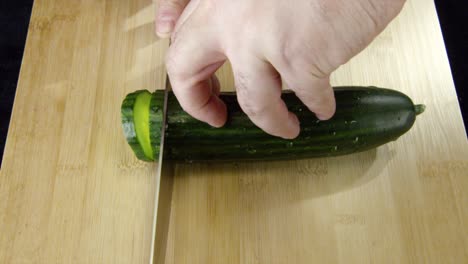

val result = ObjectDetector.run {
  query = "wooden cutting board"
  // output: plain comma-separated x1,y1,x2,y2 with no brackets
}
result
1,0,467,263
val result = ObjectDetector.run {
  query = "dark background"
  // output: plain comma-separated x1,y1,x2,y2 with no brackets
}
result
0,0,467,166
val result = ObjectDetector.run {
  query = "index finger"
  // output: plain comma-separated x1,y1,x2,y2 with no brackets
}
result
166,28,227,127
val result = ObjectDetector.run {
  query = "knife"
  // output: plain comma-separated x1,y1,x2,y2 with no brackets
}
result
149,77,174,264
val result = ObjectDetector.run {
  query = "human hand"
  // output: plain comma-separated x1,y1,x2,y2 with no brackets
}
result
155,0,406,139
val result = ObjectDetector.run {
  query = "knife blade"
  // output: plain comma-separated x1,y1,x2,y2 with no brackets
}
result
149,77,174,264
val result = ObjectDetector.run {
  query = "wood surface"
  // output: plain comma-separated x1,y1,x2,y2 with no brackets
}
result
1,0,467,263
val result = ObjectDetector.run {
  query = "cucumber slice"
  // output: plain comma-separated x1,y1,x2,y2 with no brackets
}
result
121,90,154,161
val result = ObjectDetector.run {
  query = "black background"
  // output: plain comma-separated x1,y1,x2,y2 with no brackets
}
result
0,1,467,166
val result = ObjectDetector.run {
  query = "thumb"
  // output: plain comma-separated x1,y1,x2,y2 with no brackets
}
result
155,0,190,38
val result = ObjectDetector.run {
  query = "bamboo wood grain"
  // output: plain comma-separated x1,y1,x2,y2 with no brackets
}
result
1,0,168,263
1,0,467,263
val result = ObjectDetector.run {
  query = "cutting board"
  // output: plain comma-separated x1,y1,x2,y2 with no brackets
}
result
1,0,467,263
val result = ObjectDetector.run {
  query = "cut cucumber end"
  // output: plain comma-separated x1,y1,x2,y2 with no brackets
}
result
121,90,154,161
414,104,426,116
134,91,154,160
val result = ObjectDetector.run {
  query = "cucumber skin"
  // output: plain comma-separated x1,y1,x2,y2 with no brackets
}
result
149,91,164,159
147,86,421,162
121,90,154,161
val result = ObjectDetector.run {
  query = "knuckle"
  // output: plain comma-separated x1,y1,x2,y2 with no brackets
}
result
276,38,295,68
274,22,349,73
305,63,329,80
233,71,272,118
234,71,252,100
178,96,205,117
234,71,249,91
234,73,260,117
165,48,184,77
239,100,268,118
278,40,333,79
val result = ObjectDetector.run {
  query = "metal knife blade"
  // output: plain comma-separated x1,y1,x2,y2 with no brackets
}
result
149,77,174,264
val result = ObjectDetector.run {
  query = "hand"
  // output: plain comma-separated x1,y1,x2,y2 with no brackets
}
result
155,0,406,139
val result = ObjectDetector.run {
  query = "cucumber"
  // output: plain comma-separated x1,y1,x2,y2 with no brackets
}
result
149,90,165,159
121,90,154,161
121,87,424,162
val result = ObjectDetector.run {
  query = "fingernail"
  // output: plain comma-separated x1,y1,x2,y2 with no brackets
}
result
156,20,174,37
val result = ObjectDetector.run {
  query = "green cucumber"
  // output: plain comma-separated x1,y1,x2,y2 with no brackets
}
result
149,90,165,159
121,90,154,161
121,86,425,162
